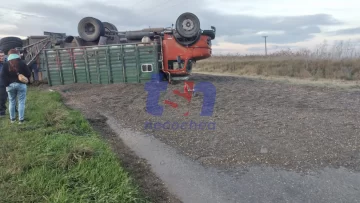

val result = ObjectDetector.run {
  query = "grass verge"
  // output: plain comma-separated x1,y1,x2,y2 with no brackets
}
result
0,87,149,203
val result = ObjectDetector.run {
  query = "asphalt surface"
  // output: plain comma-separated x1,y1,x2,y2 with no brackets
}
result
105,113,360,203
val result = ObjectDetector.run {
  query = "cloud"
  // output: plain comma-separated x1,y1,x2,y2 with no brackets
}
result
197,11,342,44
221,25,323,44
0,24,18,32
327,27,360,36
0,0,346,48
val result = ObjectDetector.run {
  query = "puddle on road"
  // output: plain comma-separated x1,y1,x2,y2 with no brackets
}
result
104,113,360,203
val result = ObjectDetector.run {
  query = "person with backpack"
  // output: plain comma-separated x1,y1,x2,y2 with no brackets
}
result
0,49,31,123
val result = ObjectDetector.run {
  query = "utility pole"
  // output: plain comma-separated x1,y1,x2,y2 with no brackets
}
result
262,36,268,55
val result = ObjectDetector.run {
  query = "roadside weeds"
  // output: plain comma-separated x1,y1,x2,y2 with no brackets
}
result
0,87,151,203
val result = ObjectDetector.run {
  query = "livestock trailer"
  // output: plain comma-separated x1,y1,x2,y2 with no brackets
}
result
41,41,161,86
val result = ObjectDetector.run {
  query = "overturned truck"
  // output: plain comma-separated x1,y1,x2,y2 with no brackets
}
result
0,12,216,85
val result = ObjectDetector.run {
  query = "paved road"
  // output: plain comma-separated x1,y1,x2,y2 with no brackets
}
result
105,113,360,203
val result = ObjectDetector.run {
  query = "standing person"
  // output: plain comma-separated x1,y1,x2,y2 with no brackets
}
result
0,49,31,124
0,50,6,117
29,56,40,83
1,51,18,114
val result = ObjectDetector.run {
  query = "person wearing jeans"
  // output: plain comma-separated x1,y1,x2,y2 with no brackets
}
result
0,52,18,115
0,49,31,123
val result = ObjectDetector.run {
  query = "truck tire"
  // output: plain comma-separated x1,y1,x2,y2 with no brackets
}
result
103,22,118,31
78,17,105,42
174,30,201,46
0,37,23,45
202,30,215,40
176,12,200,38
0,39,23,55
64,36,74,43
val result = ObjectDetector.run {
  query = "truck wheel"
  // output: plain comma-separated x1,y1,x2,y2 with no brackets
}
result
202,30,215,40
176,12,200,38
103,22,118,31
78,17,105,42
0,39,23,55
64,36,74,43
174,30,201,46
0,37,23,45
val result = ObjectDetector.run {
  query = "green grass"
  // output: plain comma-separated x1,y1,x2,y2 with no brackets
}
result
0,87,149,203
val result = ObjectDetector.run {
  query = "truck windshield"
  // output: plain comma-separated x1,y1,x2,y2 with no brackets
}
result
167,59,193,72
168,60,184,70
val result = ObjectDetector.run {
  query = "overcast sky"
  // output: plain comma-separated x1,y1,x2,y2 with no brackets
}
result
1,0,360,54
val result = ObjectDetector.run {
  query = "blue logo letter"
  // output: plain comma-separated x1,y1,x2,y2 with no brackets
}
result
194,82,216,116
145,73,168,116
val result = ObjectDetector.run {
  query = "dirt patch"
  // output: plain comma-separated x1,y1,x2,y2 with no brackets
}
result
45,73,360,176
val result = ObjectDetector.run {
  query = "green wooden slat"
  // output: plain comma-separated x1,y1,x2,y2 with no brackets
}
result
56,50,64,85
153,43,159,73
121,46,126,82
95,50,101,84
83,49,91,83
70,49,76,83
44,50,52,86
136,45,140,83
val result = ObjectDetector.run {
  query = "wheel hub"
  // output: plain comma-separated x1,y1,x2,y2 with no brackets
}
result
182,19,194,31
85,23,95,34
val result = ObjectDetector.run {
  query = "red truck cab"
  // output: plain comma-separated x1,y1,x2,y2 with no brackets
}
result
162,32,213,81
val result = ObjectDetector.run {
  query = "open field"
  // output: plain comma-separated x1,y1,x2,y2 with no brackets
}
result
195,41,360,81
191,71,360,90
0,88,179,203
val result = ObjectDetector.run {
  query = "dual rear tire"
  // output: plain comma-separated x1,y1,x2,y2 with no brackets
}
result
175,12,205,46
78,17,106,42
103,22,118,32
0,37,23,55
175,12,201,39
78,17,119,42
